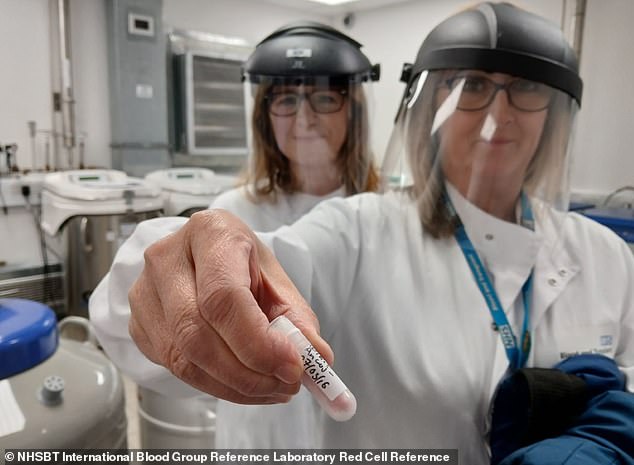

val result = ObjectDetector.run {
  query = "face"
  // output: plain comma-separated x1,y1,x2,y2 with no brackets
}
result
268,85,349,170
435,71,549,197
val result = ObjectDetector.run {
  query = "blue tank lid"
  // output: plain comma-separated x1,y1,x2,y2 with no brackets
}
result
0,298,58,379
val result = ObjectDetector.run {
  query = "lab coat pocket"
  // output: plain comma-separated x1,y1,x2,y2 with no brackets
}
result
557,323,616,361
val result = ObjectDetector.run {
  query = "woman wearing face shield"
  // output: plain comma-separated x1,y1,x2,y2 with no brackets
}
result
96,2,634,461
210,22,380,448
212,21,380,231
89,21,379,449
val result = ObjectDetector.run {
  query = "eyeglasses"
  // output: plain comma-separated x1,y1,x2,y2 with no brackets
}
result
445,75,553,112
267,89,348,116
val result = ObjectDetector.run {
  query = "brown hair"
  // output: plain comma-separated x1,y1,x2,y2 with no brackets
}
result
241,84,379,202
405,70,577,238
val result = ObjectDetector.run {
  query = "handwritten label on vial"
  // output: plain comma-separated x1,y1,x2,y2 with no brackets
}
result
301,345,346,401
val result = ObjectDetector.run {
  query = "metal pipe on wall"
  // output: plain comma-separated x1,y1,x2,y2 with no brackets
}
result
50,0,77,170
561,0,587,64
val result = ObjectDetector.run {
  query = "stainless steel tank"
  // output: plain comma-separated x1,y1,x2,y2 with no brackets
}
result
40,170,163,318
144,167,237,217
138,386,216,449
0,300,127,449
61,211,160,317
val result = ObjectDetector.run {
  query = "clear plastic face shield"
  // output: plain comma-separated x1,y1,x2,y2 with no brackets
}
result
243,75,376,198
382,68,579,238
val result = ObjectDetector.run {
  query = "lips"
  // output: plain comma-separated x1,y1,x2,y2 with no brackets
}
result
294,134,325,140
479,134,514,145
488,138,513,144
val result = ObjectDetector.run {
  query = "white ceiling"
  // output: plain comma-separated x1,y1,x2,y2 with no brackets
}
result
258,0,415,16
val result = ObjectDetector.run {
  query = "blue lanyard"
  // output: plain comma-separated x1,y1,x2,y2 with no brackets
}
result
449,193,534,371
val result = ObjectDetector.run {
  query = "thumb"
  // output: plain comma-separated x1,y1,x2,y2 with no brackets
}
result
254,234,335,366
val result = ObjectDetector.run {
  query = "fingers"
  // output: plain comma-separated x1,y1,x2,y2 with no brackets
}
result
130,287,299,404
253,232,335,365
128,270,170,366
187,211,307,381
128,209,333,405
160,332,300,403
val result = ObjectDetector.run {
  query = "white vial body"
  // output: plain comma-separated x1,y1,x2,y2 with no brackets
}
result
269,315,357,422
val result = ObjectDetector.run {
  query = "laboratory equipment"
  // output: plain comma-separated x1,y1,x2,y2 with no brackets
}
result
0,298,127,448
582,207,634,254
28,121,37,171
106,0,170,176
0,143,18,174
568,201,595,211
138,387,217,449
269,315,357,422
40,169,163,318
0,263,64,317
145,167,237,216
168,29,252,170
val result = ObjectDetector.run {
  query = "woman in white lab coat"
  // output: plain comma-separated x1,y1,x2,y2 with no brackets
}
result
90,21,380,449
210,21,380,448
211,21,380,231
97,2,634,462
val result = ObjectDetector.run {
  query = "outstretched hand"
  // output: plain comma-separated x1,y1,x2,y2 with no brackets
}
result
128,209,333,404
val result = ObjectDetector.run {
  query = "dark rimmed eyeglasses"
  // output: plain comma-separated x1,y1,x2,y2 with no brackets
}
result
445,75,554,112
267,89,348,116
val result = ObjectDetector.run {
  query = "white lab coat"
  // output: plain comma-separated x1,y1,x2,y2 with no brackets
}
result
211,186,344,448
89,185,345,449
91,189,634,461
211,185,345,233
257,189,634,460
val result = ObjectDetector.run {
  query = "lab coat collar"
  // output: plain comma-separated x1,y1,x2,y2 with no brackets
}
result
445,185,581,330
287,185,345,205
530,206,580,331
446,183,542,313
283,185,345,216
251,185,345,221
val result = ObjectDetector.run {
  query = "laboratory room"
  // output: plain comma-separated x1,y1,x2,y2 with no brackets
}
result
1,0,633,462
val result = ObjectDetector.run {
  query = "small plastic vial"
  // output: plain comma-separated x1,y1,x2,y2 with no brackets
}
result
269,315,357,422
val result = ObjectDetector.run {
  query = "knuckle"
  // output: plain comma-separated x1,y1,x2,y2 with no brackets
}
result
165,344,192,380
190,209,253,245
162,320,201,380
127,281,139,306
172,309,202,354
304,308,321,333
188,209,229,236
128,317,144,349
199,284,241,329
234,372,277,398
143,237,170,267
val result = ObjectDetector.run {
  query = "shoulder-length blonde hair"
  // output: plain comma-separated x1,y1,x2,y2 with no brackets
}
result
404,70,578,238
242,83,379,202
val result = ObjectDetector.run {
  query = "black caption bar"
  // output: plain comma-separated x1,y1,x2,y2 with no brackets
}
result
3,449,459,465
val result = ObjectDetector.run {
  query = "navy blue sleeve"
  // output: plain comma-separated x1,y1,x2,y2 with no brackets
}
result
499,390,634,465
494,354,634,465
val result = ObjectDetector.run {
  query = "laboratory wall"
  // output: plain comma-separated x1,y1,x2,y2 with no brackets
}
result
0,0,54,171
339,0,634,199
569,0,634,197
0,0,329,173
330,0,563,164
1,0,633,199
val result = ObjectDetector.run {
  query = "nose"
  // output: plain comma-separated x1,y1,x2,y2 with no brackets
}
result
488,88,515,123
294,97,317,124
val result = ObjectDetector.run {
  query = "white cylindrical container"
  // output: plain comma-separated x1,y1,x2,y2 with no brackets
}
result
0,300,127,449
269,315,357,422
138,387,217,450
